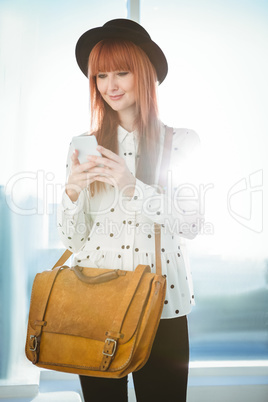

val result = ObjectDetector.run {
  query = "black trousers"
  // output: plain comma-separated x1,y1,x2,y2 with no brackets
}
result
79,316,189,402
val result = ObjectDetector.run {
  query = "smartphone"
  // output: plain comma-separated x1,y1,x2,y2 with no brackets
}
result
71,135,101,164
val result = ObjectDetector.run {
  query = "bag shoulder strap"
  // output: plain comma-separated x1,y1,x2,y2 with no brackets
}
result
158,126,174,188
53,126,174,274
52,249,72,269
155,126,173,275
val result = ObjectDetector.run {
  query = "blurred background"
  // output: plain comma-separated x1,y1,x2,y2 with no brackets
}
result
0,0,267,393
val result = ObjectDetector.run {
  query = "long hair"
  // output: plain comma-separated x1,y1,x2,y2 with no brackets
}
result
88,39,161,192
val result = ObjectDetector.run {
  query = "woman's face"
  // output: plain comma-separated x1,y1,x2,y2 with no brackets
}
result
96,71,136,117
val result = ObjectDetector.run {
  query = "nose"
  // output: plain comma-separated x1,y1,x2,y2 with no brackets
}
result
107,74,119,92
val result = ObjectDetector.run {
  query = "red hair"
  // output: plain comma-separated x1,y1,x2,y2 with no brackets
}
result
88,39,161,191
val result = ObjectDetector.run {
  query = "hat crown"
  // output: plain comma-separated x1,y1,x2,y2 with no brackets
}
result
102,19,151,40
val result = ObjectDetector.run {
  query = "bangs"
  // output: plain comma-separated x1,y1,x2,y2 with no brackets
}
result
89,40,134,76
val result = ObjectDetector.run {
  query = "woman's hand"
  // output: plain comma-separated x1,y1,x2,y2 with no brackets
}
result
87,145,136,197
66,149,98,202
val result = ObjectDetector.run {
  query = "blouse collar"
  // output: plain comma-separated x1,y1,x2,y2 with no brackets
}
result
118,125,139,143
117,122,165,144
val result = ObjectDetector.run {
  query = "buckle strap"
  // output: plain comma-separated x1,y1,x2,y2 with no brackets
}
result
28,267,66,365
29,334,40,364
101,338,117,371
102,338,117,357
29,335,39,352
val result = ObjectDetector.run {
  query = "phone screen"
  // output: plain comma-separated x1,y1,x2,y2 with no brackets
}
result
72,135,101,164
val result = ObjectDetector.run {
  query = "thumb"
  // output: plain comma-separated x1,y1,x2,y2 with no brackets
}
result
71,149,80,166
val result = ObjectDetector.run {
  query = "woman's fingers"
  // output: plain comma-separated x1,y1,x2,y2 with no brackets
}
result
71,150,100,173
87,146,136,191
87,146,122,168
73,160,100,174
87,155,116,171
70,145,135,193
92,175,118,187
97,145,122,163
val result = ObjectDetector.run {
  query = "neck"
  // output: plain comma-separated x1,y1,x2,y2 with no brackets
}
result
118,108,136,133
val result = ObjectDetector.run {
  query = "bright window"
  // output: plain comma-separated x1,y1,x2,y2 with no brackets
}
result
0,0,126,380
141,0,268,361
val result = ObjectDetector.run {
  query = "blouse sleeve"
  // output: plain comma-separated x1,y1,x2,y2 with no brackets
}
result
126,128,203,239
57,140,93,253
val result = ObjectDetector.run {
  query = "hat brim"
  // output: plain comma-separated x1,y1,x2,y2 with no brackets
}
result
75,25,168,84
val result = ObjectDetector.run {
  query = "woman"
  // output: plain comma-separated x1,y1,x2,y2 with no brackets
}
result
58,18,201,402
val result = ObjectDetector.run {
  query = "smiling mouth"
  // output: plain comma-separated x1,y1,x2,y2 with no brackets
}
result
109,94,124,101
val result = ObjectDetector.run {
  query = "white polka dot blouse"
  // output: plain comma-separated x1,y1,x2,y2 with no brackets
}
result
57,123,201,319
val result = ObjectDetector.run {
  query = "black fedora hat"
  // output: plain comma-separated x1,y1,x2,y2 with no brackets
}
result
75,18,168,84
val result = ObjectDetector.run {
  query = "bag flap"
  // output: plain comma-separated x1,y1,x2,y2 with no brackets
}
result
30,267,154,343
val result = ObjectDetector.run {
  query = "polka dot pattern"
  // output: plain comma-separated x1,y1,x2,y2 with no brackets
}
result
59,124,198,319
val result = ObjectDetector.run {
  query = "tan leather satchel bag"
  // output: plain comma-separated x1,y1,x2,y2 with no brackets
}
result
25,127,173,378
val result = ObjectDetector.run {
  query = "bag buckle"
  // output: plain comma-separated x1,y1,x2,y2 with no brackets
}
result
29,335,38,352
102,338,117,357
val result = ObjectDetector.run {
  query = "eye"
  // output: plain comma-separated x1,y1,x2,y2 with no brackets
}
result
97,73,107,79
117,71,129,77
